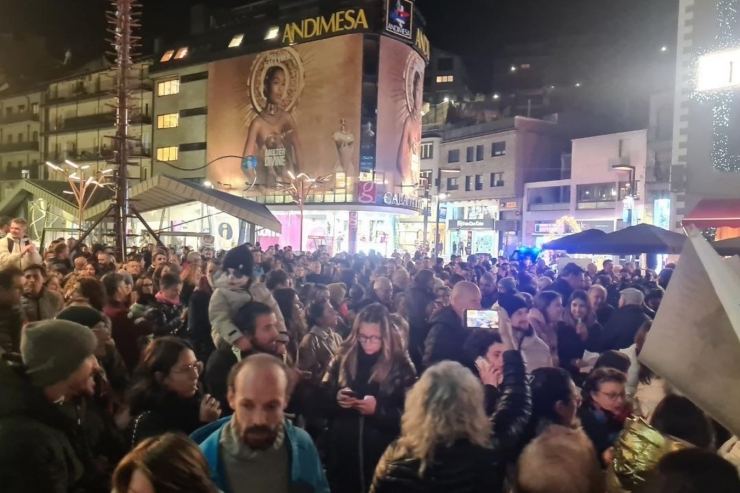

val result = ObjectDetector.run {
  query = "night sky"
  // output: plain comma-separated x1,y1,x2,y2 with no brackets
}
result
0,0,677,91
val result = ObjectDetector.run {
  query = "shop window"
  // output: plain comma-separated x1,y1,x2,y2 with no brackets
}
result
447,177,459,190
156,146,178,161
448,149,460,163
466,146,474,162
157,79,180,96
465,176,472,191
476,145,484,161
475,174,483,190
490,172,504,187
492,141,506,156
421,142,434,160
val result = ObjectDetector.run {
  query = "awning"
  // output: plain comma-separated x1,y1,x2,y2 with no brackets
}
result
541,229,607,253
682,199,740,228
86,175,282,233
0,179,114,217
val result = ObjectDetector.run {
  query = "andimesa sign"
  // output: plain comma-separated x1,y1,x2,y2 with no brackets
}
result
282,9,369,44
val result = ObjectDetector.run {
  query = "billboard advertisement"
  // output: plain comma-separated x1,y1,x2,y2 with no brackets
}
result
376,36,425,192
206,34,363,192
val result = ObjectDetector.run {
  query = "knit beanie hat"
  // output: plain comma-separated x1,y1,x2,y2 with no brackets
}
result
223,244,254,277
498,293,529,317
21,319,98,388
56,305,105,329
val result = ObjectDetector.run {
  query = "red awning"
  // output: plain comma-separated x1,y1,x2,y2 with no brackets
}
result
683,199,740,228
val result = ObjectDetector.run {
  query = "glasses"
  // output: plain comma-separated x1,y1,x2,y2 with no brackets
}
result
142,283,154,288
172,361,203,375
598,391,626,402
358,335,382,344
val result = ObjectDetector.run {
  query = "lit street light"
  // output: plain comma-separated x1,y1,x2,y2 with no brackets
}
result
274,171,333,252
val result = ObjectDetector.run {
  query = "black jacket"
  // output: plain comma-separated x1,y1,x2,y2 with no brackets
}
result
599,304,650,351
127,391,205,447
145,300,185,338
595,304,615,326
422,306,471,373
187,284,216,362
404,287,435,372
549,278,575,304
321,350,417,493
578,403,624,466
0,304,24,354
557,321,602,380
205,346,240,415
370,350,531,493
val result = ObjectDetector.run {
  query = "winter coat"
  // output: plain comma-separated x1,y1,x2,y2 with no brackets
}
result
188,278,216,362
321,350,417,493
549,278,575,307
528,308,558,364
515,328,553,372
0,234,42,270
195,416,330,493
145,298,185,338
0,355,93,493
557,321,602,380
596,304,616,326
405,287,435,372
579,403,625,465
205,346,242,415
599,304,650,352
370,350,532,493
0,303,24,354
104,300,154,372
422,305,472,373
20,287,64,322
127,390,207,447
209,282,286,347
297,325,344,384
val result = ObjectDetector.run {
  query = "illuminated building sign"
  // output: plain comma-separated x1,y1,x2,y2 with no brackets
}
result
697,48,740,92
414,29,430,61
282,9,369,44
385,0,413,40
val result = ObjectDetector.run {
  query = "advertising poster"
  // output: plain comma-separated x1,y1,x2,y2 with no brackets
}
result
206,34,363,193
376,36,426,192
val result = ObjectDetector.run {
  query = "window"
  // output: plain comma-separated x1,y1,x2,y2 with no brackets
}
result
465,176,472,191
174,47,189,60
475,174,483,190
437,57,454,71
157,113,179,129
5,107,12,115
18,105,25,112
31,103,39,114
180,107,207,118
157,79,180,96
32,131,38,141
179,142,207,152
156,146,178,161
419,170,432,188
181,72,208,83
466,146,474,162
229,34,244,48
476,144,484,161
160,50,175,62
17,134,23,143
6,134,11,143
436,75,454,83
490,172,504,187
448,149,460,163
447,177,459,190
421,142,434,160
491,141,506,156
576,182,632,202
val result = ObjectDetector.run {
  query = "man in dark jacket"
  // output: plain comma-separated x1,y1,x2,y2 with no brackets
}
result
20,264,63,322
47,242,73,277
205,301,280,414
599,288,650,351
423,281,482,372
188,258,219,362
0,319,101,493
550,262,585,304
0,266,24,354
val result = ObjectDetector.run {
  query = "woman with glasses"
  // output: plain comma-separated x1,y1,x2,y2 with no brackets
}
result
130,277,157,322
320,303,417,493
579,367,628,466
127,337,221,447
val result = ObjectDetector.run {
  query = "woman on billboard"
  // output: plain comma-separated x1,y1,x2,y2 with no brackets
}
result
242,49,306,189
397,54,424,187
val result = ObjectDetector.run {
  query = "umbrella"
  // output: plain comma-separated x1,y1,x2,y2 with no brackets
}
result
576,223,687,255
712,236,740,257
541,229,608,253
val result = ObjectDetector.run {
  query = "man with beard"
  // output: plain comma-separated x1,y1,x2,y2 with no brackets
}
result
205,302,280,414
0,319,101,492
479,272,498,309
197,354,329,493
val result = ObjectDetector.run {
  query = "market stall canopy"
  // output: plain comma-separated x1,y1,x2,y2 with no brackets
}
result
573,223,686,255
682,198,740,229
86,175,282,233
0,179,114,217
541,229,608,253
712,236,740,257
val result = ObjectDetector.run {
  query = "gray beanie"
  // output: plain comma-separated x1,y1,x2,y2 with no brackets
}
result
21,319,98,388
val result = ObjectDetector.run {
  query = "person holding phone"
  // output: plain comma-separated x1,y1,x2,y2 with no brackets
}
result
0,218,42,270
320,303,416,493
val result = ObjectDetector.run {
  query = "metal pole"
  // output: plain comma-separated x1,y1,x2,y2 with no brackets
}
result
434,168,441,259
422,196,429,254
299,181,304,252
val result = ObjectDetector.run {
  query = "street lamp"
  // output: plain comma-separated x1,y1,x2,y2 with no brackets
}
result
274,171,333,252
46,160,114,238
434,167,460,258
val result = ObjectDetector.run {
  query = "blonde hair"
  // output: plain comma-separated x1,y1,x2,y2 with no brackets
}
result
394,361,491,474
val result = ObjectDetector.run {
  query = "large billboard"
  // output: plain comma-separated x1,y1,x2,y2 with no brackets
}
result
375,36,425,192
206,34,363,192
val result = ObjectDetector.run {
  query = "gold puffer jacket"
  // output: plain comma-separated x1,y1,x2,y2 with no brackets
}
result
606,417,689,493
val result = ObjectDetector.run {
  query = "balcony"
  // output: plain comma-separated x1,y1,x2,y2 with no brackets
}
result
0,111,40,125
0,141,40,153
44,82,153,106
44,112,152,135
0,167,40,180
54,145,152,162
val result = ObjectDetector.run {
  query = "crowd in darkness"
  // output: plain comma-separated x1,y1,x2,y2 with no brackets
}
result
0,213,739,493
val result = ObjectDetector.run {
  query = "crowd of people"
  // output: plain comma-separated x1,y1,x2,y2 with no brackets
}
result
0,213,738,493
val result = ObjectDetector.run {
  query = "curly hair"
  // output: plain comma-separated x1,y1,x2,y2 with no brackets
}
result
393,361,491,475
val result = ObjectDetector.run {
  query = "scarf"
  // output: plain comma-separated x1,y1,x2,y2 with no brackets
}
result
155,291,180,306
